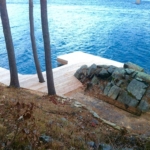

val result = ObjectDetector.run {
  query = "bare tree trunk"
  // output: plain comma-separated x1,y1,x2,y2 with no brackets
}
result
40,0,56,95
29,0,44,83
0,0,20,88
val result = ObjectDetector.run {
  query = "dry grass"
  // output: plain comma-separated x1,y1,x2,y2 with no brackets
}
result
0,83,149,149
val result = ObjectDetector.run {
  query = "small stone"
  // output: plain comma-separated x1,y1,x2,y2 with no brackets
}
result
87,141,95,147
99,143,112,150
70,146,76,150
79,116,83,120
61,118,67,122
73,101,84,108
25,145,32,150
91,119,99,125
39,135,52,143
77,136,83,141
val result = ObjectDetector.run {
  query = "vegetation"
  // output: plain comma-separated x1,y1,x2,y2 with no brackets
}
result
0,84,149,149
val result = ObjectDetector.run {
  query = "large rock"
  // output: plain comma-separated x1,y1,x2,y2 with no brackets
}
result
91,76,99,85
97,65,108,69
125,68,135,75
95,68,102,76
87,64,97,77
116,80,123,87
74,65,88,80
112,68,125,80
136,71,150,83
108,85,121,100
117,90,139,107
98,68,110,79
127,79,148,100
107,65,116,74
137,100,150,112
103,82,113,95
124,62,144,72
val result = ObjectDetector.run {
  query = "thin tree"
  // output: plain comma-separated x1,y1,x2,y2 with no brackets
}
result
29,0,44,83
40,0,56,95
0,0,20,88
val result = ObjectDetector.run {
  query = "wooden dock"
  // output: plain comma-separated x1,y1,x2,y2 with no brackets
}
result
0,51,123,95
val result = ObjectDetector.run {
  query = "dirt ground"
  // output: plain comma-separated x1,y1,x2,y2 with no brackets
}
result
66,86,150,137
0,83,150,149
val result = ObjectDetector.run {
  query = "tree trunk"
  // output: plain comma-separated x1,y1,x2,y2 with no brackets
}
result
40,0,56,95
0,0,20,88
29,0,45,83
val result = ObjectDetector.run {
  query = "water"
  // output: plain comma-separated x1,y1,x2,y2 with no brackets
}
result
0,0,150,74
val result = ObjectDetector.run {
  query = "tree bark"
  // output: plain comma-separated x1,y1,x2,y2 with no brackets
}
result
0,0,20,88
29,0,45,83
40,0,56,95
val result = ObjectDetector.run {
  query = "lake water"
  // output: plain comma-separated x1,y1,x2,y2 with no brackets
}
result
0,0,150,74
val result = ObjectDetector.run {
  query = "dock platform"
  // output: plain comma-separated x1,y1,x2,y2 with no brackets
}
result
0,51,123,95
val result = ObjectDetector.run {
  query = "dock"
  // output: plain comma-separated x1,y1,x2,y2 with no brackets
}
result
0,51,123,95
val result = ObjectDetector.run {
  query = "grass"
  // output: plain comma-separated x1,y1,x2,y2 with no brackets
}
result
0,83,149,149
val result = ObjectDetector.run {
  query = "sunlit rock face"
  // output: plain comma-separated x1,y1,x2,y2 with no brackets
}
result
74,62,150,112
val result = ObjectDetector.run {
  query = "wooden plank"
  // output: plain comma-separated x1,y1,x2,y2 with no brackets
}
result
0,51,124,95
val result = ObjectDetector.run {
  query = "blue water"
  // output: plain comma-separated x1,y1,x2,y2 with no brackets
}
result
0,0,150,74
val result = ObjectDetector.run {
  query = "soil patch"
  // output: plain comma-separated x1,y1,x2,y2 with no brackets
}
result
0,83,150,149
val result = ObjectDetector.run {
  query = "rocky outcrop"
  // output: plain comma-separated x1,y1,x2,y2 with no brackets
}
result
124,62,144,72
74,62,150,113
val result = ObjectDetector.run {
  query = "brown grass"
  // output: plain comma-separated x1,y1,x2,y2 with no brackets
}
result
0,83,148,149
